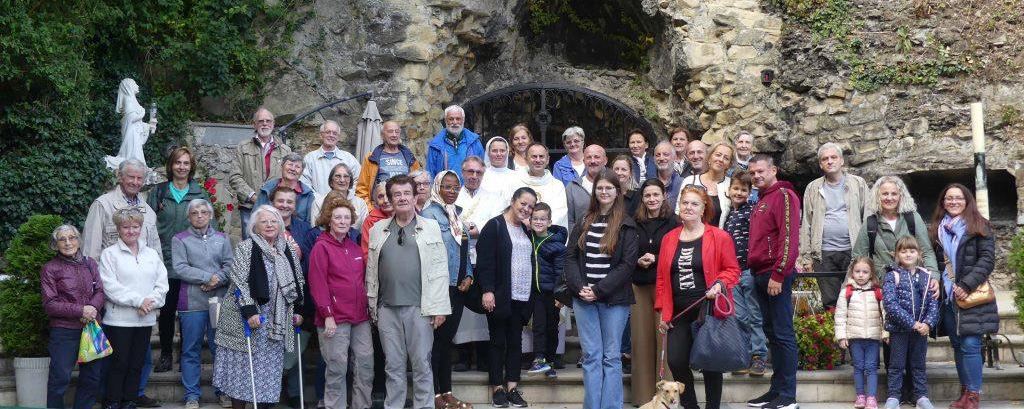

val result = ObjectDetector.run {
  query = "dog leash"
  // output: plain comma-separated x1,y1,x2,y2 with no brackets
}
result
657,297,707,380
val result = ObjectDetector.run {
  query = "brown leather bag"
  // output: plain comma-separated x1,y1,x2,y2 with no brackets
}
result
943,257,996,309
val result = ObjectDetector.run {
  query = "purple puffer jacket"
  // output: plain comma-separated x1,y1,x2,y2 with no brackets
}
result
40,255,105,329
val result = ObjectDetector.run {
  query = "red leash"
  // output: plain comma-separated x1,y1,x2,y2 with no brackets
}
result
657,297,706,380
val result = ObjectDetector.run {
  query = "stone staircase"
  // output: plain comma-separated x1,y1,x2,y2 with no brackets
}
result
4,294,1023,407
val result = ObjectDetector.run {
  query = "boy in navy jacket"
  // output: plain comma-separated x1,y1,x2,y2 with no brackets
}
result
526,203,567,378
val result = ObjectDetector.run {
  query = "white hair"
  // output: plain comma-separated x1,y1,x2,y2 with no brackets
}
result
444,105,465,117
118,158,148,177
866,175,918,216
319,120,341,133
562,126,585,143
281,152,304,167
817,142,844,160
50,224,82,252
654,140,677,159
187,198,214,215
247,205,285,237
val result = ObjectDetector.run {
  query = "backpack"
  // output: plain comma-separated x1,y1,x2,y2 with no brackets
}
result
845,283,882,301
865,212,915,259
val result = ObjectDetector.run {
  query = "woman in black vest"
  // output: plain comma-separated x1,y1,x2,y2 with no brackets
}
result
477,187,538,408
929,183,997,409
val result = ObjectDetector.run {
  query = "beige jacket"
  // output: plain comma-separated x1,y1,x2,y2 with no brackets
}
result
798,172,869,265
365,214,451,321
227,135,292,209
82,189,162,262
834,278,888,341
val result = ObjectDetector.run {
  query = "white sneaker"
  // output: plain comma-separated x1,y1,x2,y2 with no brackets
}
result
185,399,200,409
884,397,900,408
916,396,935,409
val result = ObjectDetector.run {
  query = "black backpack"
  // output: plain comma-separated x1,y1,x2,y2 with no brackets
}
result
865,212,915,259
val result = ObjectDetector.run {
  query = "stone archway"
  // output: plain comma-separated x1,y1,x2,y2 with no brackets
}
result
462,83,656,158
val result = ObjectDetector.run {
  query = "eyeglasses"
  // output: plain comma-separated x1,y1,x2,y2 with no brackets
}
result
416,182,430,188
943,197,966,203
594,186,617,192
439,184,459,192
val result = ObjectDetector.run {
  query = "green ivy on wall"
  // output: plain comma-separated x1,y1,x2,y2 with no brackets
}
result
0,0,308,251
524,0,656,70
769,0,972,92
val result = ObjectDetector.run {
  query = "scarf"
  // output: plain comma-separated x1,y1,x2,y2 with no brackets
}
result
248,234,300,342
937,214,966,302
430,170,464,244
484,136,510,170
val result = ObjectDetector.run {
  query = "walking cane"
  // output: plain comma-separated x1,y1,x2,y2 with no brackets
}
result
234,289,261,406
295,325,305,409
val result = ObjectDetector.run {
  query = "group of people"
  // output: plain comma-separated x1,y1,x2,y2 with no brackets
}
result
40,104,998,409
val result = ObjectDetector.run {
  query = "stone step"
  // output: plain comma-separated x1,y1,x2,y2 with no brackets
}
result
35,363,1024,406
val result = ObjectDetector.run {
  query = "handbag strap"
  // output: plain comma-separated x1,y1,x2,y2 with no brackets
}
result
658,297,706,380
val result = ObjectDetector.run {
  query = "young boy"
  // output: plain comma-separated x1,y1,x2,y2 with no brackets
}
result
722,170,769,376
525,202,567,378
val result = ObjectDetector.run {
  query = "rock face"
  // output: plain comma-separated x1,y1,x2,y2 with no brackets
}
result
191,0,1023,278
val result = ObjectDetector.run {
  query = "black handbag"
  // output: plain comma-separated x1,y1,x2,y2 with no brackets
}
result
553,272,573,308
689,293,752,372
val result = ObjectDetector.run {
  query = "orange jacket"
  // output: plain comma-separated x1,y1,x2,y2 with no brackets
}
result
354,144,420,208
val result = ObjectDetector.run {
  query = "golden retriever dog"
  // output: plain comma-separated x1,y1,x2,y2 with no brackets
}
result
639,380,683,409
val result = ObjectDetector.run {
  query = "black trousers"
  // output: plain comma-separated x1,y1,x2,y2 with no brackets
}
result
103,325,152,404
432,287,465,393
813,250,851,308
487,300,531,386
666,304,722,409
157,278,181,354
531,291,559,361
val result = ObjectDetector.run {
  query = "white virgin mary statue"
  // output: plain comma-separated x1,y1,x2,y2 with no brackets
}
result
105,78,156,170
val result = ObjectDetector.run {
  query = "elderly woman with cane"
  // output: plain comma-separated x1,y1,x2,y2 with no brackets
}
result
213,205,305,409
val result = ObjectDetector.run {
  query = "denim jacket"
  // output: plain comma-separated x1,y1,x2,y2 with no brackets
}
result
421,202,473,286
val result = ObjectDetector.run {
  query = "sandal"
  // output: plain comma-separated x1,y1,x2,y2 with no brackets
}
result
443,392,473,409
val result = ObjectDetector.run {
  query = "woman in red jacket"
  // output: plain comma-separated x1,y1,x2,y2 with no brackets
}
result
309,198,373,409
654,186,740,409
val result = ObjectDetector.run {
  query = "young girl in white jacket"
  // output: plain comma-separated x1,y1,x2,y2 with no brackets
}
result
835,256,887,409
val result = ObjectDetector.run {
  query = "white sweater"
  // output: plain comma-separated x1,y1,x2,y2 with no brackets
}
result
99,239,169,327
514,170,568,230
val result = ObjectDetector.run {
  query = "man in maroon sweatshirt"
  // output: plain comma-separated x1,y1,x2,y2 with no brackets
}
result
745,154,801,409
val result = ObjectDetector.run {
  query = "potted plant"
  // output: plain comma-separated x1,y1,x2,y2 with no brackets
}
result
794,311,843,370
0,215,63,407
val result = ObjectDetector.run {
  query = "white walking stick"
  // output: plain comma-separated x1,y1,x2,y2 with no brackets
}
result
295,325,305,409
235,289,259,406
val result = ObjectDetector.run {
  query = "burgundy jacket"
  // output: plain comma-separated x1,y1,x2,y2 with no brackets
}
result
308,232,369,326
40,255,105,329
748,181,801,282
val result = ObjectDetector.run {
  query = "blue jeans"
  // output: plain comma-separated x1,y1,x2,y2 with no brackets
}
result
138,345,151,397
753,273,797,399
47,327,104,409
574,300,630,409
180,311,219,401
849,339,880,396
734,270,768,357
941,301,984,392
887,332,929,400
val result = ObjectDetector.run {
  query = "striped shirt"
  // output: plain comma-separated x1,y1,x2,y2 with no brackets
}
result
583,216,611,286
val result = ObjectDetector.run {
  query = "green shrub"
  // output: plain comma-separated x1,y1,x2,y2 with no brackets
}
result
794,311,842,370
1009,230,1024,330
0,215,63,357
0,0,307,251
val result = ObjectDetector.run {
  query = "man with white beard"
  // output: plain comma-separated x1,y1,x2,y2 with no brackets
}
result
228,107,293,238
426,105,484,180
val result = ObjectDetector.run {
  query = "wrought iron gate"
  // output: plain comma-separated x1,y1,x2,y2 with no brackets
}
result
462,83,655,156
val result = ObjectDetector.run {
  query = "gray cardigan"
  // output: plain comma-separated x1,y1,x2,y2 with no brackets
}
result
171,226,233,312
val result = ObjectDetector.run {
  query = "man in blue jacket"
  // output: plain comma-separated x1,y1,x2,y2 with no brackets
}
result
427,105,484,179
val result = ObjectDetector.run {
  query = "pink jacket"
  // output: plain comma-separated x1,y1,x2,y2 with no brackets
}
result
41,256,105,329
308,232,369,326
